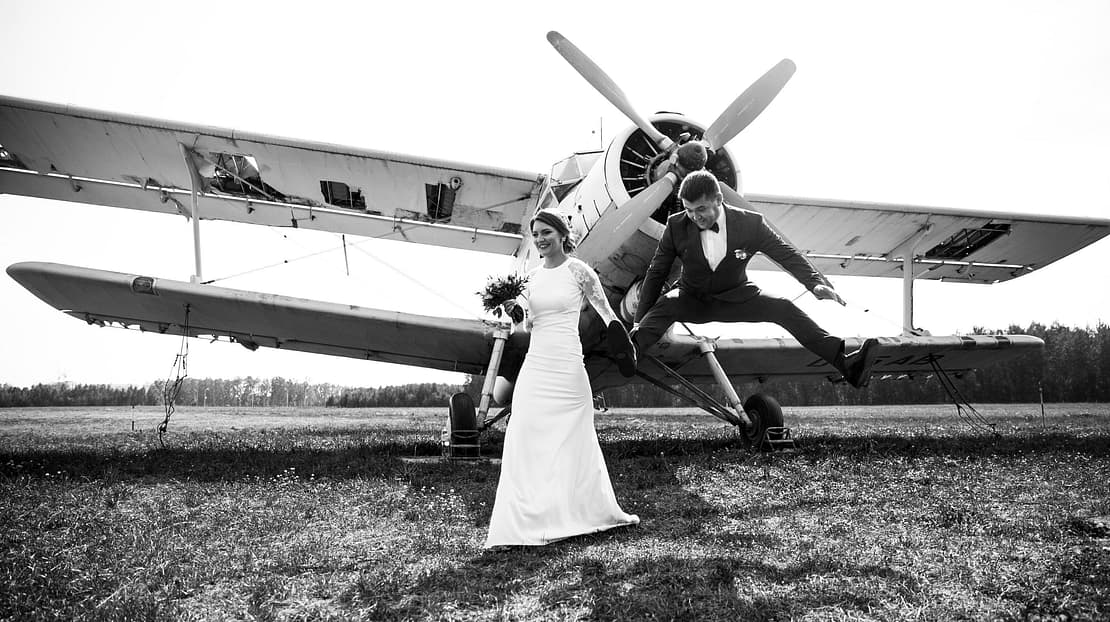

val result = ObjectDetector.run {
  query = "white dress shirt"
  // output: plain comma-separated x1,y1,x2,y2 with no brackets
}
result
700,208,728,271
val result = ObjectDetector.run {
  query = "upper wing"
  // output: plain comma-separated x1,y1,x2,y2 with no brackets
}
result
0,95,542,255
588,332,1041,390
742,193,1110,284
6,261,497,375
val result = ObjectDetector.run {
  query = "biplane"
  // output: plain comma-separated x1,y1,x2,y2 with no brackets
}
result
3,32,1108,451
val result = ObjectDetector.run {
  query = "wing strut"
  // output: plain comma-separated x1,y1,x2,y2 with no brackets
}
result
476,327,510,425
179,144,205,284
639,354,738,425
902,249,915,335
886,223,934,335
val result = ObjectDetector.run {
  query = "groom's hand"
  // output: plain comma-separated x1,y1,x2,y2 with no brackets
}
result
812,284,846,306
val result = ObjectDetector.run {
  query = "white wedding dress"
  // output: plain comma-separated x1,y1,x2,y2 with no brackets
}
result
484,257,639,547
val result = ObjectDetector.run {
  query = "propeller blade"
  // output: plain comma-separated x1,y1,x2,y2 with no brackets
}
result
547,31,673,151
702,59,796,151
577,173,678,262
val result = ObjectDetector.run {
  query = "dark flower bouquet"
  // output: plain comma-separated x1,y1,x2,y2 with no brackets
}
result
478,273,529,323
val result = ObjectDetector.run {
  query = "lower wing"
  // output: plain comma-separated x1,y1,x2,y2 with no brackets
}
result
588,332,1041,390
7,262,497,376
8,261,1043,395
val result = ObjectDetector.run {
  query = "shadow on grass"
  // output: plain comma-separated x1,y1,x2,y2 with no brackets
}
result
342,455,766,619
554,554,919,620
365,546,922,620
1,428,1107,483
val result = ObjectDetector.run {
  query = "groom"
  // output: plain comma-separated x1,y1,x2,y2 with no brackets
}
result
630,168,877,388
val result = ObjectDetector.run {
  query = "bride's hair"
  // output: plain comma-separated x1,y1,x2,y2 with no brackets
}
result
530,209,577,253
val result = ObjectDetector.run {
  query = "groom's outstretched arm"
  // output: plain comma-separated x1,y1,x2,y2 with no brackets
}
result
753,213,826,293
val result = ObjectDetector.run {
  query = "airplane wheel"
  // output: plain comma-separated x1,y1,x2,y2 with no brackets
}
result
448,392,479,457
741,393,783,447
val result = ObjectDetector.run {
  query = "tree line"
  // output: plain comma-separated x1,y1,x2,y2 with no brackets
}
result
0,377,464,409
324,383,466,408
0,383,158,408
2,323,1107,408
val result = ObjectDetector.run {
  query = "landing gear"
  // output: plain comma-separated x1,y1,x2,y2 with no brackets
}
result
741,393,791,450
441,327,511,460
443,392,480,458
639,335,795,451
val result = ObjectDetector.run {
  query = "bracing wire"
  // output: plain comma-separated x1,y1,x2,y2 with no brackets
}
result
156,304,190,447
199,241,338,284
200,209,496,286
928,356,998,435
339,234,487,321
791,283,996,434
200,225,487,321
840,297,908,335
789,286,909,335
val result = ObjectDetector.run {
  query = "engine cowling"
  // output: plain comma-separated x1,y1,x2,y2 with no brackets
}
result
561,114,740,302
501,115,743,367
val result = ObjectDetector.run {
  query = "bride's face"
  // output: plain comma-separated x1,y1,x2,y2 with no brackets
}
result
531,221,564,258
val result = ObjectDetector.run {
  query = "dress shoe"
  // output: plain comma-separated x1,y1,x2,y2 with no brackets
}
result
841,338,879,389
607,320,638,377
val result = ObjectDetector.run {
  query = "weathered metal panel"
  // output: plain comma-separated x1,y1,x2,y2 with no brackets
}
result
0,169,524,255
0,95,543,244
745,194,1110,283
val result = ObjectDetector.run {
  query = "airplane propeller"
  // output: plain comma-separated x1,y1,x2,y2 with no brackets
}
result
701,59,796,152
549,32,796,262
577,171,680,258
546,31,674,151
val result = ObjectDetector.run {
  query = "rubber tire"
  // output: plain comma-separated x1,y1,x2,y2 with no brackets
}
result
448,392,479,457
741,393,784,447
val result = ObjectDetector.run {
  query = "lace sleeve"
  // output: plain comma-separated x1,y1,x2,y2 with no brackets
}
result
567,259,619,325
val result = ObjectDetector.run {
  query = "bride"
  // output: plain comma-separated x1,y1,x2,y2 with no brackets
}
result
484,209,639,547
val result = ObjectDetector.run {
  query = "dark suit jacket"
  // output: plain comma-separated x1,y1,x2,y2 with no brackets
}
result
634,204,824,322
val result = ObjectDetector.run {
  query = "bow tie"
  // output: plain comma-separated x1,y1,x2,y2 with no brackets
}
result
705,223,720,233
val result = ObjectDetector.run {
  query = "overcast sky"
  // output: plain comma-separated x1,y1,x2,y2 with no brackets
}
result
2,0,1108,388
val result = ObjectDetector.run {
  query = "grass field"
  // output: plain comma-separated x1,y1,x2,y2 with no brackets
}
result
2,403,1108,621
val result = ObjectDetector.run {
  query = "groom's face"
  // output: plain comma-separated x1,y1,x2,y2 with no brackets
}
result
681,193,723,231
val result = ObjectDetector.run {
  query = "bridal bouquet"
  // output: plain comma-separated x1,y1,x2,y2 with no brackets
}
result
478,273,528,323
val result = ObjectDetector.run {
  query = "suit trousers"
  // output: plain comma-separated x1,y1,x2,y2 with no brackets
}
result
635,289,843,366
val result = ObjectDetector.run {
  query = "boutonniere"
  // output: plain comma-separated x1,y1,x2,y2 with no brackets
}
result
733,249,749,261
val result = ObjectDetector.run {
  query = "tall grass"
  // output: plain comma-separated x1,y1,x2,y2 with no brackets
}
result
1,404,1108,620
